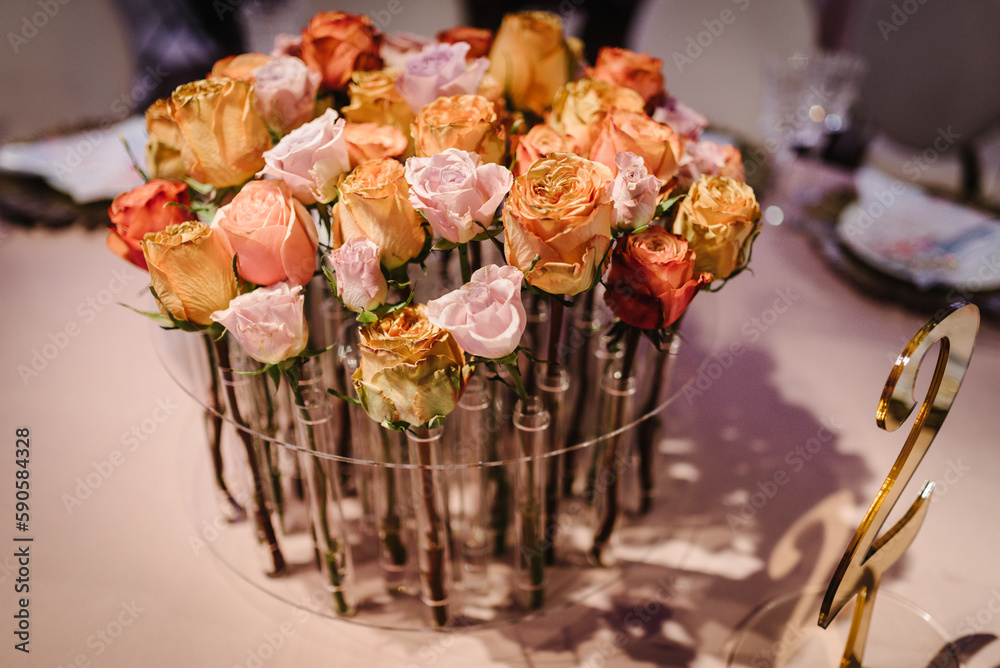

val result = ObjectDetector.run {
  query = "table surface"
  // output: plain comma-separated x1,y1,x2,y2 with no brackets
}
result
2,189,1000,667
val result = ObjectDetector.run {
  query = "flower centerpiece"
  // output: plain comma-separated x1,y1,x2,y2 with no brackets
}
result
109,7,761,629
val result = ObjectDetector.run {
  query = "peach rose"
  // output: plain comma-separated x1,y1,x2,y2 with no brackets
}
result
586,47,665,109
436,26,494,60
411,94,505,164
487,11,574,117
589,108,681,188
672,175,761,280
144,98,187,181
214,180,319,287
512,123,573,177
343,122,408,166
209,53,272,82
333,158,428,270
108,179,194,270
169,78,272,188
141,221,239,327
503,153,613,296
548,77,645,155
353,304,469,428
300,11,382,91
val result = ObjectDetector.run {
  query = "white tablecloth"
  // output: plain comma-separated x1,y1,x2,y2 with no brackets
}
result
3,211,999,667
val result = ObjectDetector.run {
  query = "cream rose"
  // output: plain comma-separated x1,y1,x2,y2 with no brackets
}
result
672,175,761,280
548,77,645,155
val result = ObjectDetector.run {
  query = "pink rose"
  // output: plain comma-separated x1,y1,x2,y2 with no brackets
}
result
343,122,408,166
405,148,513,244
258,109,350,204
426,264,526,359
213,180,318,287
677,140,745,189
271,33,302,59
652,96,708,141
396,42,489,113
380,31,434,69
252,55,321,134
609,152,660,231
211,282,309,365
326,237,388,313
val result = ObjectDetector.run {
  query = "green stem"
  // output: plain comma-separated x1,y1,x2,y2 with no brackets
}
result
412,428,449,626
458,243,472,284
288,376,350,615
378,428,408,567
541,297,565,566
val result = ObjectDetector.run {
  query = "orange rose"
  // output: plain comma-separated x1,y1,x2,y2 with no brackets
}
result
487,11,574,117
214,180,318,287
511,123,573,177
169,78,272,188
144,98,187,181
548,77,645,155
411,94,505,164
333,158,428,270
436,26,494,59
503,153,613,295
589,108,681,188
672,175,761,280
586,47,666,109
343,122,408,166
141,221,239,327
108,179,194,270
209,53,272,82
603,226,711,330
300,11,382,91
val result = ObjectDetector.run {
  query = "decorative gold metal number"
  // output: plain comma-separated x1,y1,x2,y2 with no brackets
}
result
818,303,979,667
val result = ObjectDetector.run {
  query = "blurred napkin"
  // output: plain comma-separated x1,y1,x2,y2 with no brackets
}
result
836,167,1000,291
0,115,147,203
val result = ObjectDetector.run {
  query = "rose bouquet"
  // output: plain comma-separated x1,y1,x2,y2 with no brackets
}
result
109,8,761,627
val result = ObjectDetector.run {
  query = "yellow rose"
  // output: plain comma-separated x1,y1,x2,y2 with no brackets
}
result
503,153,613,295
548,77,645,155
144,98,186,181
672,175,762,280
411,94,505,165
353,305,469,428
342,68,416,149
169,78,272,188
333,158,428,270
140,221,239,326
487,11,574,117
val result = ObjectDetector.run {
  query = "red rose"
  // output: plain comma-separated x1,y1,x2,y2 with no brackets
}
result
107,179,193,270
603,226,711,330
300,11,383,91
436,26,494,59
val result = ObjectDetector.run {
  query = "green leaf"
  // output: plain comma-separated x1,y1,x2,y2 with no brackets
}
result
357,310,377,324
183,177,215,196
118,302,175,328
654,193,685,219
433,239,461,251
425,414,447,430
119,135,148,183
148,286,204,332
328,387,362,407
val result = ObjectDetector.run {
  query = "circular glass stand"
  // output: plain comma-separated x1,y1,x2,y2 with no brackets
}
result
725,585,961,668
151,289,727,632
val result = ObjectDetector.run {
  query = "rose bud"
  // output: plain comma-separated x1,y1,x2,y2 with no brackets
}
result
503,153,613,296
169,78,272,188
326,237,388,313
211,282,309,365
426,264,526,359
140,221,239,327
405,148,512,244
107,179,194,270
411,94,505,165
609,152,661,232
333,158,427,270
213,180,319,287
603,226,711,330
353,304,469,428
672,175,762,280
